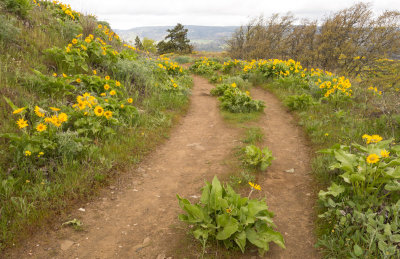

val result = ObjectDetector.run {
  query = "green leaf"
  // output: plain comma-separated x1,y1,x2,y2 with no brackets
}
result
333,149,356,173
353,244,363,256
210,176,223,211
349,173,366,183
3,96,18,110
390,234,400,242
216,214,239,240
234,231,246,253
384,181,400,191
200,181,211,205
318,183,345,199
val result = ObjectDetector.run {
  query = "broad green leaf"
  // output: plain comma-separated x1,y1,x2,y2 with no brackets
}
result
390,234,400,242
318,183,345,199
234,231,246,253
210,176,223,210
334,149,356,173
200,181,211,205
216,215,238,240
353,244,363,256
385,167,400,179
384,181,400,191
193,228,208,241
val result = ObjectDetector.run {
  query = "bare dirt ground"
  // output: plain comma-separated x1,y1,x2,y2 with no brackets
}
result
5,76,319,259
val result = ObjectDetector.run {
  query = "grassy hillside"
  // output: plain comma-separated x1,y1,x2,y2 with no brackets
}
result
0,0,192,249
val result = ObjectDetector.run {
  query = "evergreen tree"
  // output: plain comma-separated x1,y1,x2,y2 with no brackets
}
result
134,36,143,50
157,23,193,54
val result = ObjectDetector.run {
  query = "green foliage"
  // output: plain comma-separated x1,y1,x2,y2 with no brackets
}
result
177,176,285,256
210,83,231,96
157,23,193,54
190,57,222,76
0,14,20,44
284,94,316,111
317,137,400,258
243,145,274,171
242,127,264,145
219,87,265,113
229,171,255,187
4,0,31,18
141,37,157,54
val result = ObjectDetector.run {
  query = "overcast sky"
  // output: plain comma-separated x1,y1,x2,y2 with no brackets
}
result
61,0,400,30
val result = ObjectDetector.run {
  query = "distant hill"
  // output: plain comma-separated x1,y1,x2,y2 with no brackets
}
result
115,25,239,52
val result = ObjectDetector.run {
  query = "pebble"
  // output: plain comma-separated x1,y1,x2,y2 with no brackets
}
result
78,208,85,212
285,168,295,173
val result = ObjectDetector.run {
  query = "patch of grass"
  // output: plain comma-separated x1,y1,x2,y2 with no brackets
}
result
221,110,262,125
242,127,264,144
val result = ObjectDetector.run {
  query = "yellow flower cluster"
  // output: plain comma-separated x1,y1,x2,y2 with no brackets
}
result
319,76,352,98
44,112,68,127
368,86,382,95
73,93,115,120
52,1,81,20
99,24,120,42
362,134,383,144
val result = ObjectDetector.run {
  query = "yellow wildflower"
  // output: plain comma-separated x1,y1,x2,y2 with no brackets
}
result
16,118,28,129
380,150,390,158
115,81,121,87
104,111,112,119
34,106,45,117
94,106,104,116
72,38,78,44
248,182,261,191
25,150,31,156
105,76,110,80
104,84,110,90
50,107,60,112
13,107,26,114
366,154,379,164
58,113,68,123
93,70,97,75
127,98,133,103
109,90,116,96
36,123,47,132
76,78,81,83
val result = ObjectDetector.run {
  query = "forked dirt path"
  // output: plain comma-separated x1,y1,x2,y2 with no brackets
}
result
6,77,319,259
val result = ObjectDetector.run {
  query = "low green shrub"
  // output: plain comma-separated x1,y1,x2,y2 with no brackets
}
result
177,176,285,256
219,87,265,113
284,94,316,111
242,145,274,171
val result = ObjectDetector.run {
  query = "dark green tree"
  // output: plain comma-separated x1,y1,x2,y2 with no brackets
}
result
157,23,193,54
134,36,143,50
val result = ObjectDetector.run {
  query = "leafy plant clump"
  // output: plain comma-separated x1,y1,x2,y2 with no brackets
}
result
177,176,285,256
317,135,400,258
284,93,316,111
243,145,274,171
219,87,265,113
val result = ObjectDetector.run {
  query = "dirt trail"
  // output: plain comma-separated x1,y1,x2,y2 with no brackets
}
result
250,87,319,258
6,77,319,259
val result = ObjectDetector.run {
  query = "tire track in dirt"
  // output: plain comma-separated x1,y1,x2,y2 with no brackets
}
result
6,77,319,259
249,87,319,259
